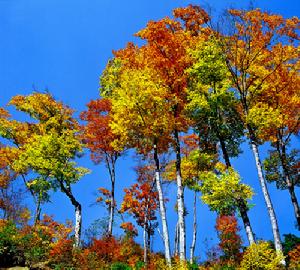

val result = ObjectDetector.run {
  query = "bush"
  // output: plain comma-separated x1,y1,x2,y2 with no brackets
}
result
111,262,132,270
0,220,24,266
238,241,285,270
288,244,300,270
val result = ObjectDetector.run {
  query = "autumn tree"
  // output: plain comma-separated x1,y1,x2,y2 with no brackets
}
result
264,149,300,229
217,8,299,257
81,98,122,236
101,51,173,264
0,107,50,224
215,215,242,264
120,165,159,267
247,55,300,229
131,5,211,261
7,93,88,247
0,144,29,225
164,134,217,262
186,38,255,245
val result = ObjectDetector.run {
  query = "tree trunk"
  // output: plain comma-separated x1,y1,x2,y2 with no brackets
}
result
147,226,151,268
143,220,148,266
277,140,300,230
249,137,283,255
174,130,186,261
74,203,82,247
153,142,171,265
108,156,116,236
189,191,197,264
59,181,82,247
174,221,179,257
237,198,255,245
287,184,300,230
218,136,255,245
33,194,42,226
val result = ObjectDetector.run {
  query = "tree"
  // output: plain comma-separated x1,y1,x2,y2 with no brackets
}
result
264,149,300,229
218,8,299,257
186,38,255,245
101,53,173,264
164,133,217,262
199,163,254,216
247,56,300,229
81,98,122,236
215,215,242,263
8,93,89,247
133,5,211,260
120,165,159,267
0,144,29,225
0,106,50,225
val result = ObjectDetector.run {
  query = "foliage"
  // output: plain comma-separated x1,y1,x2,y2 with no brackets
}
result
264,149,300,189
121,165,159,235
288,244,300,270
199,163,253,215
282,234,300,256
215,215,242,263
238,241,285,270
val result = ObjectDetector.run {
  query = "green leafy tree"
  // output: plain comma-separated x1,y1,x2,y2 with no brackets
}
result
7,93,89,247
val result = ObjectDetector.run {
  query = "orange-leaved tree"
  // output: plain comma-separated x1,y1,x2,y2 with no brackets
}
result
121,165,159,266
81,98,122,236
218,8,299,258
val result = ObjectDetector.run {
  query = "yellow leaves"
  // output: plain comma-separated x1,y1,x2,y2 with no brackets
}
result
104,63,176,152
238,242,285,270
247,103,283,141
200,164,253,214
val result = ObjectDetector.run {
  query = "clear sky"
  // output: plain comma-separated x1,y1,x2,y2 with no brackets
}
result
0,0,299,261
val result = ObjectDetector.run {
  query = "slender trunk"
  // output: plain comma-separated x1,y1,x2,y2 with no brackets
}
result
21,174,40,225
287,184,300,230
276,140,300,230
218,136,255,245
108,157,116,236
147,226,151,268
153,142,171,265
59,181,82,247
174,221,179,257
74,203,82,247
143,220,148,266
237,198,255,245
34,194,42,226
249,135,283,255
189,191,197,264
174,129,186,261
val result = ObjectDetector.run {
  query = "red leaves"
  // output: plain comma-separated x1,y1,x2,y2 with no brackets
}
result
216,215,242,262
121,165,159,231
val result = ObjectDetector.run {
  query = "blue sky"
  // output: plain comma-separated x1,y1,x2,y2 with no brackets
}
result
0,0,299,261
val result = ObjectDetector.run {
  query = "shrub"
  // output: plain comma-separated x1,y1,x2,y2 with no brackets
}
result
238,241,285,270
288,244,300,270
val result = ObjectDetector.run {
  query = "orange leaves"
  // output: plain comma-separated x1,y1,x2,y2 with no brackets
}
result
215,215,242,262
96,187,114,208
121,165,159,231
120,222,138,237
288,244,300,269
173,5,210,33
80,98,120,163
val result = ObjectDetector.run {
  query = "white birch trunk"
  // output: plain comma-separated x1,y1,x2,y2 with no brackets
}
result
174,222,179,257
74,204,82,247
189,191,197,264
154,143,171,265
143,220,147,266
175,130,186,261
250,140,284,263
